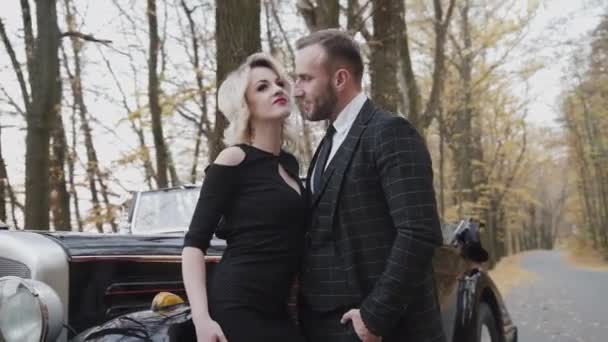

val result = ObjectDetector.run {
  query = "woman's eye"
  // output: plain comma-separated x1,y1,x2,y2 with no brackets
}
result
276,80,285,88
257,84,268,91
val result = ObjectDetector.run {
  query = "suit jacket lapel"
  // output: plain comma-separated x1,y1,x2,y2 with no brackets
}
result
311,100,377,209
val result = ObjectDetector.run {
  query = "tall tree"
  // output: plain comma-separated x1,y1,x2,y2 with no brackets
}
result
24,0,61,229
210,0,261,160
0,124,6,223
179,0,213,183
147,0,169,187
62,0,116,232
369,0,401,113
448,0,477,210
560,13,608,255
0,124,22,229
49,110,71,230
400,0,456,133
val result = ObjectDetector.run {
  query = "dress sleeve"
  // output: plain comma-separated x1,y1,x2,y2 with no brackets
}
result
183,164,239,252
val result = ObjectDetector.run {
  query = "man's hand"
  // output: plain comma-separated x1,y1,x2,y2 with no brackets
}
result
194,317,228,342
341,308,382,342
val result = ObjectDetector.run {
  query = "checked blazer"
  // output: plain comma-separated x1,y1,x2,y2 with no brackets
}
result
299,100,446,342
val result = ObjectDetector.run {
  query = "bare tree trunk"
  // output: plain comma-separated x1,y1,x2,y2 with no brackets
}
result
400,0,455,133
147,0,169,187
347,0,372,39
0,19,31,114
264,1,278,55
0,125,22,229
422,0,456,131
94,167,117,232
438,113,446,220
25,0,61,229
484,202,498,267
180,0,212,183
578,93,608,249
297,0,339,32
399,5,421,120
0,124,6,223
0,124,21,228
518,230,526,252
20,0,35,87
62,1,110,232
370,0,401,113
50,111,71,231
210,0,261,161
67,97,83,231
564,106,599,247
452,0,475,205
167,150,180,186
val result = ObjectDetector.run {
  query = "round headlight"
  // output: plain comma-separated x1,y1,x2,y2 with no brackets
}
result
0,276,64,342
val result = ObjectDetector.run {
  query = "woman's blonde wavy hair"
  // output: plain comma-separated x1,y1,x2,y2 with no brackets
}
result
218,52,298,152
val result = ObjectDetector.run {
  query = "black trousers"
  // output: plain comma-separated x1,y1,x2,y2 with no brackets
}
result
299,302,362,342
298,300,418,342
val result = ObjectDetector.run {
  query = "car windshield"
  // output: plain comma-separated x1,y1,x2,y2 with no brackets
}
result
131,187,200,234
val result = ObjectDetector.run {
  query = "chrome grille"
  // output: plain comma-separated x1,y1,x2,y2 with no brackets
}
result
0,257,31,278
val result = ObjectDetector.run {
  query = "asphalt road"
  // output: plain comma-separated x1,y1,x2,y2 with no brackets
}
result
505,250,608,342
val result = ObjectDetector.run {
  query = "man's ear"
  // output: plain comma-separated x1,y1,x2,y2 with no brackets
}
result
334,68,350,91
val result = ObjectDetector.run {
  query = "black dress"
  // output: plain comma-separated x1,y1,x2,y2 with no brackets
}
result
184,144,307,342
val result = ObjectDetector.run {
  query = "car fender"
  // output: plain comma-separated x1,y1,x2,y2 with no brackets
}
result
71,304,195,342
452,267,515,342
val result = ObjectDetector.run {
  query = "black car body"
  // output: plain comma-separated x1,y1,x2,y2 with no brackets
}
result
0,187,517,342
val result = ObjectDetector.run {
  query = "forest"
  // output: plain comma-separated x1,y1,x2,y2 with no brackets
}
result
0,0,607,266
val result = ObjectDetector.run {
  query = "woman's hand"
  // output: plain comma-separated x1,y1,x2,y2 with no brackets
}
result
194,317,228,342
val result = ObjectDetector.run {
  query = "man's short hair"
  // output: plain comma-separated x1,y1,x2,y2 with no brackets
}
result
296,29,364,83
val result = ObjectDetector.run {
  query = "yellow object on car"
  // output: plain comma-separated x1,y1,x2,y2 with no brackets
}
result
150,292,185,313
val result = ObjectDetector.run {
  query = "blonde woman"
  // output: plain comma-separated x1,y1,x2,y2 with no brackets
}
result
182,53,306,342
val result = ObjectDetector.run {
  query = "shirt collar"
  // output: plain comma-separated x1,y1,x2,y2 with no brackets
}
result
332,92,367,135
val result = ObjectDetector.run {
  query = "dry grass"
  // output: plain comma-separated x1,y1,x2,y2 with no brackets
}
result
563,239,608,272
488,252,539,296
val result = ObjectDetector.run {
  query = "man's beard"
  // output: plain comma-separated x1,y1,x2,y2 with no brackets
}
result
301,83,337,121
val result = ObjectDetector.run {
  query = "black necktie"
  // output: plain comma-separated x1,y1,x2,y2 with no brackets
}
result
313,125,336,193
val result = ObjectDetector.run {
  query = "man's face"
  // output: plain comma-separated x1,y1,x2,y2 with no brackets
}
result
294,44,337,122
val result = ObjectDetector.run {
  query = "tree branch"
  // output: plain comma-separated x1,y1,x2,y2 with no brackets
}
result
176,107,200,125
61,31,113,45
269,0,296,65
0,18,31,112
0,86,26,117
20,0,34,85
422,0,457,130
349,0,372,41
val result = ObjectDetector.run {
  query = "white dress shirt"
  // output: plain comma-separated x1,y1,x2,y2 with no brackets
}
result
311,92,367,192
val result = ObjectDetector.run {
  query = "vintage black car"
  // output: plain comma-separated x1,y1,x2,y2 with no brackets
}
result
0,186,517,342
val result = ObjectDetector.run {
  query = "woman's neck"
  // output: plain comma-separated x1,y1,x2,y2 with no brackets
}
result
250,120,283,155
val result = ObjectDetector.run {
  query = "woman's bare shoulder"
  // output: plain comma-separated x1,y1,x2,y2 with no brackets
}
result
214,146,246,166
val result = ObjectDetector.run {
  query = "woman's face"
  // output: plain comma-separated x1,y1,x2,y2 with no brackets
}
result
245,66,290,122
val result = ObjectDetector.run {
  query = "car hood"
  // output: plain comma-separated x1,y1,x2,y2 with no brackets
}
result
33,232,224,258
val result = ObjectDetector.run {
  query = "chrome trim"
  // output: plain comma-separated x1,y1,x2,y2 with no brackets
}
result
0,257,31,278
70,255,221,263
0,231,70,342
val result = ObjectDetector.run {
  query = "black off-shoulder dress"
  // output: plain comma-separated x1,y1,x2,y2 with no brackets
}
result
184,144,307,342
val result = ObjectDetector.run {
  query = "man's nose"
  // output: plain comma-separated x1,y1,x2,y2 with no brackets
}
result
293,86,304,98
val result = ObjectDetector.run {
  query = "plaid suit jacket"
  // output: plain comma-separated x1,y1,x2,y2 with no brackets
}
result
303,100,446,341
